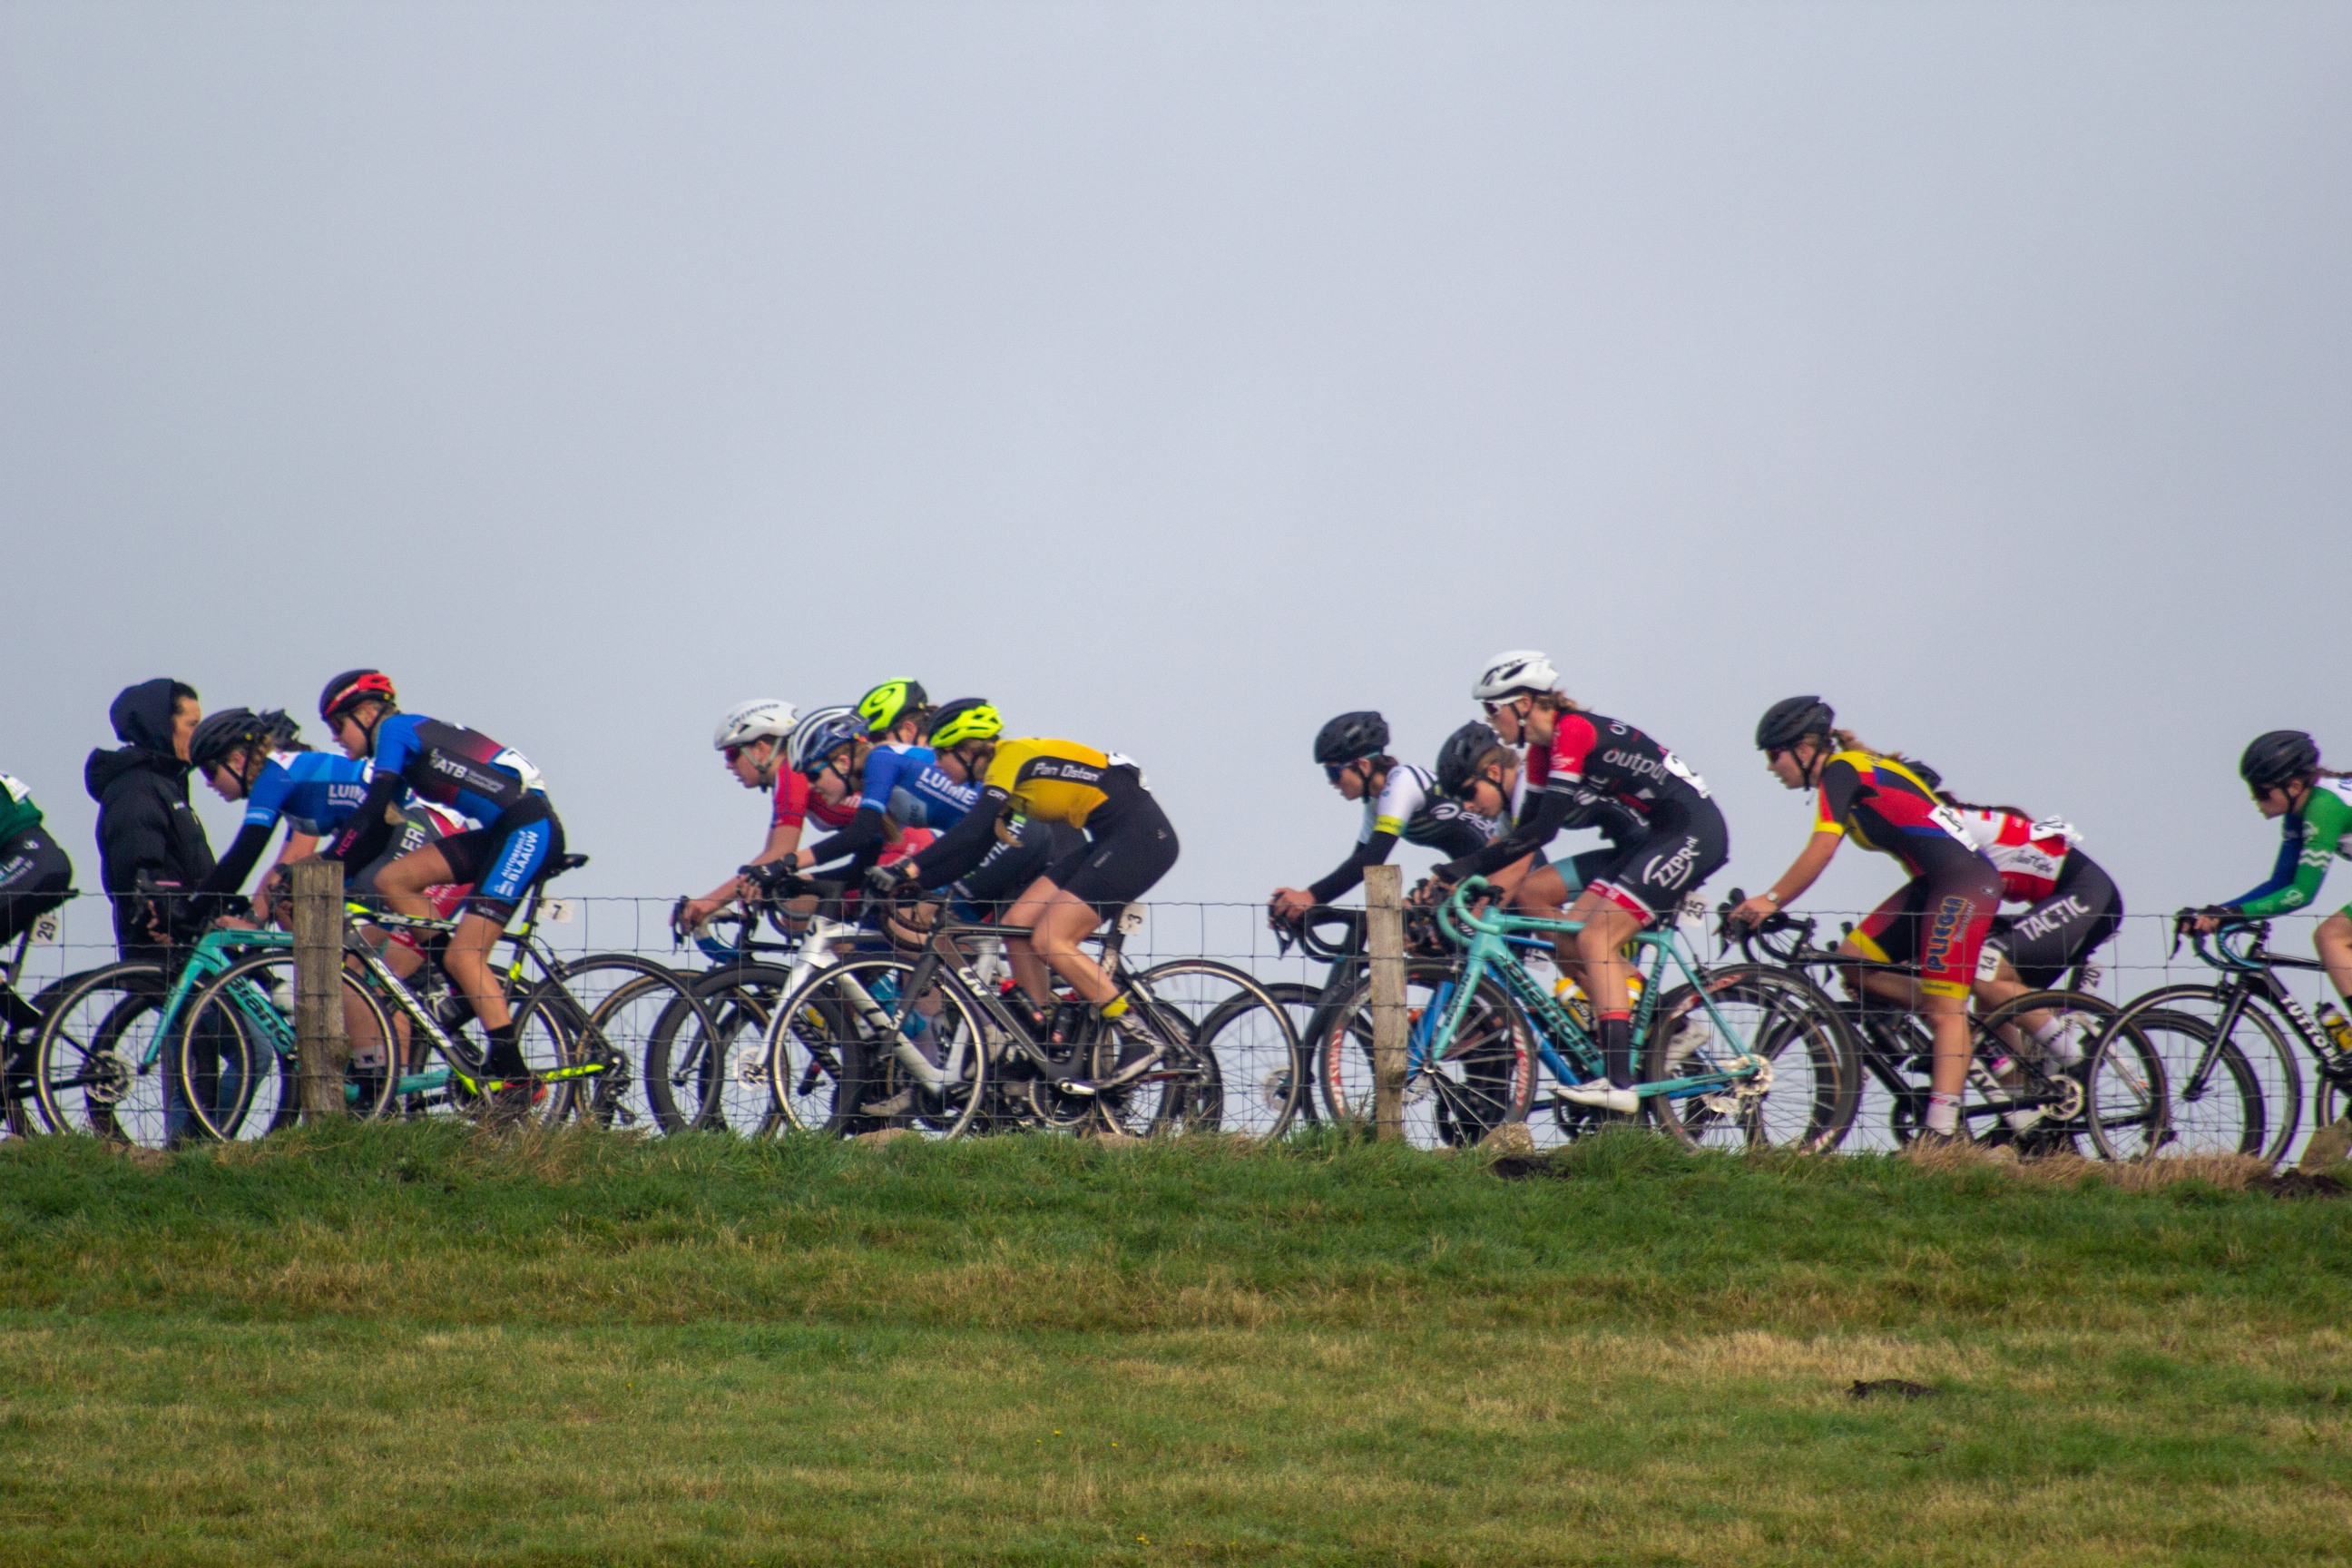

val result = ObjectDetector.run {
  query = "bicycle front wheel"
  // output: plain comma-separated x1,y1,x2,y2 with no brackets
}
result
643,962,792,1134
1316,962,1534,1150
175,954,399,1139
2092,986,2292,1161
764,956,990,1139
1646,964,1857,1153
1127,959,1304,1143
30,962,172,1146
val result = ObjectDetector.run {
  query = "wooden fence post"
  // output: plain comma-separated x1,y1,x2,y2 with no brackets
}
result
290,858,348,1121
1365,865,1406,1142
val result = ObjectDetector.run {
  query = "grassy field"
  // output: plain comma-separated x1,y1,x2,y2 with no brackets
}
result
1,1124,2348,1566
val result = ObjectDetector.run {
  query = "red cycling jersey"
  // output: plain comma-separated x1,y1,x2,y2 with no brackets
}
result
1950,807,2078,904
1811,751,1981,878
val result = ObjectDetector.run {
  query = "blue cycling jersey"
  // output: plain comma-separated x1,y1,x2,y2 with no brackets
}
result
858,743,980,831
242,751,375,838
372,713,543,826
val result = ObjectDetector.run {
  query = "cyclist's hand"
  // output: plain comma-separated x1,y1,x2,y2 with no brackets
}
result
1728,894,1778,930
865,863,915,899
2190,909,2226,936
1269,887,1311,924
679,896,727,930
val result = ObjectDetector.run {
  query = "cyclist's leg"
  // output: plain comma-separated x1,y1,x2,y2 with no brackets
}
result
1842,882,1926,1012
1031,800,1181,1009
1913,862,2003,1131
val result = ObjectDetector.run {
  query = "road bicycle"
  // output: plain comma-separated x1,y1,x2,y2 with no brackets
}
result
2,897,95,1138
166,854,709,1139
1724,900,2155,1156
1317,877,1860,1152
762,889,1302,1142
2082,913,2352,1164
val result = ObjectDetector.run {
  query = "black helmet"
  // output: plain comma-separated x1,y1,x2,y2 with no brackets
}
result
319,669,396,723
1313,710,1389,767
1756,695,1834,751
190,708,297,769
2240,730,2320,790
1435,721,1505,799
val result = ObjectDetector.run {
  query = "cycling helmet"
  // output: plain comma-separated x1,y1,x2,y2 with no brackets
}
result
1435,720,1506,799
1471,650,1560,702
789,707,866,777
926,699,1004,750
2241,730,2321,789
713,699,798,751
856,679,929,736
189,708,298,769
1313,710,1390,767
319,669,396,723
1755,695,1835,752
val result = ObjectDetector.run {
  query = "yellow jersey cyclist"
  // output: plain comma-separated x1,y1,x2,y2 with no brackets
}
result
2191,730,2352,1025
1268,710,1497,928
878,730,1180,1095
1732,697,2004,1146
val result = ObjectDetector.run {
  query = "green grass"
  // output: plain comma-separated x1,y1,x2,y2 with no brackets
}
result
2,1123,2348,1565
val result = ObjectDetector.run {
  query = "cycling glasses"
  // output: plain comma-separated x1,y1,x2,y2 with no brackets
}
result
723,742,766,765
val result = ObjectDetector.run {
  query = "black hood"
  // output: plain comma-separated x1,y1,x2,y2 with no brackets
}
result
84,742,184,804
110,678,182,751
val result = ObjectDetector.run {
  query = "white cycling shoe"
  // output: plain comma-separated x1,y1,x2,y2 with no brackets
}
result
1558,1078,1639,1116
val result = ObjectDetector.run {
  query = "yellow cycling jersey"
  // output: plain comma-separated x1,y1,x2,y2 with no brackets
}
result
982,739,1142,831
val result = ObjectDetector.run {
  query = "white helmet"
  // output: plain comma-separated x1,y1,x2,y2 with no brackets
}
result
713,699,798,751
1472,650,1561,702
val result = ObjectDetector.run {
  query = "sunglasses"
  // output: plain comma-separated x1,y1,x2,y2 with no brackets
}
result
1324,763,1349,784
724,743,762,765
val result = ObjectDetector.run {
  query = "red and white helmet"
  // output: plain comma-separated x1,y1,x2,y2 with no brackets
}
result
1471,650,1561,703
713,699,798,751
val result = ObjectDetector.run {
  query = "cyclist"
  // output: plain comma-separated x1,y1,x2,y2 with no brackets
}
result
679,700,802,931
785,706,913,878
1731,697,2004,1146
885,736,1179,1093
2192,728,2352,1013
856,679,931,745
315,670,560,1104
0,772,75,1085
1269,711,1495,926
909,700,1073,917
1430,719,1637,919
188,708,467,923
789,688,977,877
1431,653,1730,1115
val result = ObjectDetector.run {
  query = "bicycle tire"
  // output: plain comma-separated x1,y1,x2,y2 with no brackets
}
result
2087,1000,2269,1160
1128,958,1304,1142
2093,985,2296,1161
1259,979,1328,1125
1315,961,1534,1149
4,965,111,1137
762,956,989,1139
30,961,172,1145
1966,990,2120,1157
173,953,400,1139
642,961,791,1134
1645,963,1857,1153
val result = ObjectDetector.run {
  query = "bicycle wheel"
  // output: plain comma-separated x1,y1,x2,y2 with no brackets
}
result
1645,964,1857,1153
763,956,989,1139
174,954,400,1139
2092,986,2294,1161
1128,959,1303,1142
1259,979,1328,1126
1316,961,1534,1149
528,955,699,1132
2087,1004,2267,1160
1967,990,2120,1158
642,962,790,1134
30,962,174,1145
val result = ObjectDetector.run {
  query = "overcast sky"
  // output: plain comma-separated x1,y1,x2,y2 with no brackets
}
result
4,2,2346,972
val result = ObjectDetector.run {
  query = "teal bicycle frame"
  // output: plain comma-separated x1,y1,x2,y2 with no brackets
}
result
1426,877,1764,1106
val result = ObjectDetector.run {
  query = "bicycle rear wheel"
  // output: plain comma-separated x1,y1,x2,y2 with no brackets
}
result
2090,986,2290,1161
1645,964,1857,1153
174,954,399,1139
642,962,791,1133
1316,962,1534,1149
1127,959,1303,1142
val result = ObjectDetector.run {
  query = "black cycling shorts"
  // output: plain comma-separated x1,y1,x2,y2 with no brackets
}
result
954,818,1077,915
1046,793,1180,917
436,798,564,923
1579,797,1730,924
1985,851,2122,991
0,826,73,946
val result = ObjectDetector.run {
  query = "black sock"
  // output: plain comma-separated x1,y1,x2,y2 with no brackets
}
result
0,988,43,1035
484,1023,528,1078
1599,1014,1633,1091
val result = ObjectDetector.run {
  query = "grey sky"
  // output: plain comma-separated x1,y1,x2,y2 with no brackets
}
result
4,3,2346,965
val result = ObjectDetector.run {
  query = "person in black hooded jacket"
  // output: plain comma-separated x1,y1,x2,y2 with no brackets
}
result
84,679,213,958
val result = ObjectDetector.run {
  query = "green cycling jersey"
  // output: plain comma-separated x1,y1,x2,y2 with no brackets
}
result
0,775,41,846
2230,777,2352,918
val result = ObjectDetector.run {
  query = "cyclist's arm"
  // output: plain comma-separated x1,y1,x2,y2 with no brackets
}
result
696,820,801,907
799,805,889,869
2233,791,2349,916
195,821,279,896
906,787,1011,888
1435,789,1573,884
1307,831,1399,904
321,771,406,867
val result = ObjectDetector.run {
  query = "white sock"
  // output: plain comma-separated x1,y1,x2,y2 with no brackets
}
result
1926,1092,1961,1136
2032,1015,2083,1067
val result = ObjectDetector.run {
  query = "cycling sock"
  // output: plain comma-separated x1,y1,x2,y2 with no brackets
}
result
0,989,42,1035
2029,1015,2083,1066
483,1023,529,1080
1926,1092,1961,1136
1598,1012,1634,1091
1096,995,1130,1021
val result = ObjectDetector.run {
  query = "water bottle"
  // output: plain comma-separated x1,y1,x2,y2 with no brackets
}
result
2318,1001,2352,1059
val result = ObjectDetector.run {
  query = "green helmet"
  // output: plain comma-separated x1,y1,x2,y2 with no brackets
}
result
926,699,1004,750
856,679,929,736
